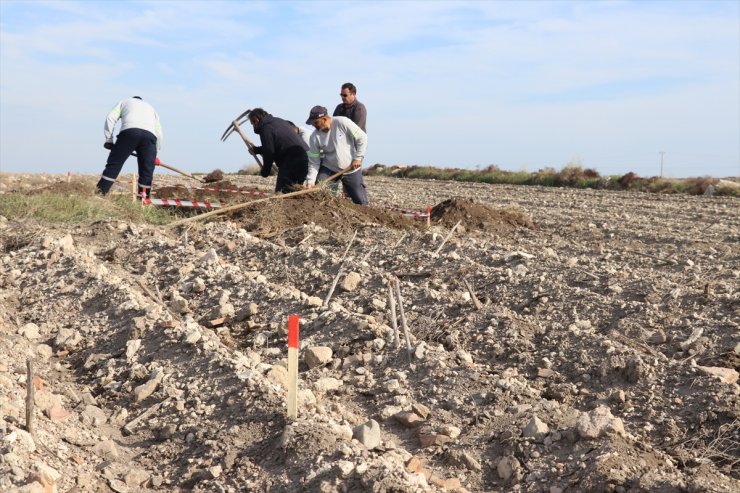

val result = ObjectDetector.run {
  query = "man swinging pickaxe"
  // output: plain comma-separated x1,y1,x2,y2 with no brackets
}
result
220,109,276,174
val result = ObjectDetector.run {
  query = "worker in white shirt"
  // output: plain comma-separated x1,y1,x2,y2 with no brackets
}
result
96,96,162,198
305,105,368,205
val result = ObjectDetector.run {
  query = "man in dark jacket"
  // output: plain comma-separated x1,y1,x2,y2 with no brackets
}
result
248,108,309,193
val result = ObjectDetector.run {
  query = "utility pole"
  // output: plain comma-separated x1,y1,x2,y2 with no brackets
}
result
659,151,665,177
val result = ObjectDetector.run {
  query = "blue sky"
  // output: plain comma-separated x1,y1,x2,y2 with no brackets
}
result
1,0,738,178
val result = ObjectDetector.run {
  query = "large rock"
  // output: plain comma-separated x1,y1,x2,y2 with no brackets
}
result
169,293,190,314
134,369,164,402
522,415,549,442
304,346,333,369
92,439,120,461
340,272,362,292
18,323,41,340
353,419,381,449
697,365,739,384
576,406,625,439
497,455,521,481
266,365,288,389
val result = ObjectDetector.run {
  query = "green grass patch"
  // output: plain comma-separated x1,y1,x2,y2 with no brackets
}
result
0,193,182,224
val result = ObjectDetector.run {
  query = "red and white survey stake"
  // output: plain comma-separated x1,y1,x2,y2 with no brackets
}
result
287,315,299,421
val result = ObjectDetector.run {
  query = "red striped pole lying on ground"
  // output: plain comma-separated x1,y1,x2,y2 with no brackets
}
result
287,315,299,421
142,198,223,209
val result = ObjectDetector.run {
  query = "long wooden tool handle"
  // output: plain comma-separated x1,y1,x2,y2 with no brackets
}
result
168,165,355,228
232,119,264,169
159,161,205,183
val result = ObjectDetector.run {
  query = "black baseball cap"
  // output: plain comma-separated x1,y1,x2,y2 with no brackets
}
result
306,105,328,124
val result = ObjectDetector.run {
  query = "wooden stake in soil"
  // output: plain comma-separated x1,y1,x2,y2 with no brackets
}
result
287,315,300,421
387,278,400,349
323,230,358,307
132,173,137,203
25,359,34,433
464,278,482,310
426,205,431,228
434,219,462,255
394,277,413,363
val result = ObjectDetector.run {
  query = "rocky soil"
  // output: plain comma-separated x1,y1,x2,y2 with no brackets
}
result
0,172,738,493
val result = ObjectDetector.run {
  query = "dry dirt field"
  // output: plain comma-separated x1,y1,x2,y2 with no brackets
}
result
1,172,738,493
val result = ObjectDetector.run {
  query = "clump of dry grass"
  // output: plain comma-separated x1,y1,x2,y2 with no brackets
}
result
674,419,740,475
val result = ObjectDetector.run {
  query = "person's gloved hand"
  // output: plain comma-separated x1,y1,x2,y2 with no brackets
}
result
104,142,113,150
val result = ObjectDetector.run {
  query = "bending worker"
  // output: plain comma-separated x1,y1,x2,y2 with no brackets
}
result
96,96,162,198
305,105,369,205
249,109,309,193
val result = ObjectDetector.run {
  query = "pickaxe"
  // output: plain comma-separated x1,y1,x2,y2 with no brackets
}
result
220,109,271,171
155,157,205,183
130,151,205,183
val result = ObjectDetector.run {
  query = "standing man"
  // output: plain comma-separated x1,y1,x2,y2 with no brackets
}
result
248,109,309,193
305,105,369,205
97,96,162,198
333,82,367,132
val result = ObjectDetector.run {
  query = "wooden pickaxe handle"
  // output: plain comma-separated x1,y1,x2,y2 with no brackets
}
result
231,119,265,170
168,165,355,227
155,158,205,183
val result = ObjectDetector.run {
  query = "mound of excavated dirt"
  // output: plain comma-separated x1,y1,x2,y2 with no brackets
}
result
153,181,248,202
431,197,535,231
203,169,225,183
230,191,421,236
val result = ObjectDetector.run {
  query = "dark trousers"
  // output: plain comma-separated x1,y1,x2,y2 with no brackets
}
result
275,154,309,193
317,166,368,205
97,128,157,197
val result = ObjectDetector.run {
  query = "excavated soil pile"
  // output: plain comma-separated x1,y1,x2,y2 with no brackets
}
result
431,197,535,231
202,169,225,183
230,191,421,236
153,180,250,203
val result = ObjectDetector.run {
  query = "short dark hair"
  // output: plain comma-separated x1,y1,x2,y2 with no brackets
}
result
249,108,268,123
341,82,356,95
132,96,142,100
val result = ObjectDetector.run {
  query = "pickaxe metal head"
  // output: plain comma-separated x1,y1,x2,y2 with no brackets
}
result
220,108,252,142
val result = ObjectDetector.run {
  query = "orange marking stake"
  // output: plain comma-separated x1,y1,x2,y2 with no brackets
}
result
287,315,299,421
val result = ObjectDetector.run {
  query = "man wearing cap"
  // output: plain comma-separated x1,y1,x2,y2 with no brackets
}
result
97,96,162,198
333,82,367,132
248,108,309,193
305,105,369,205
